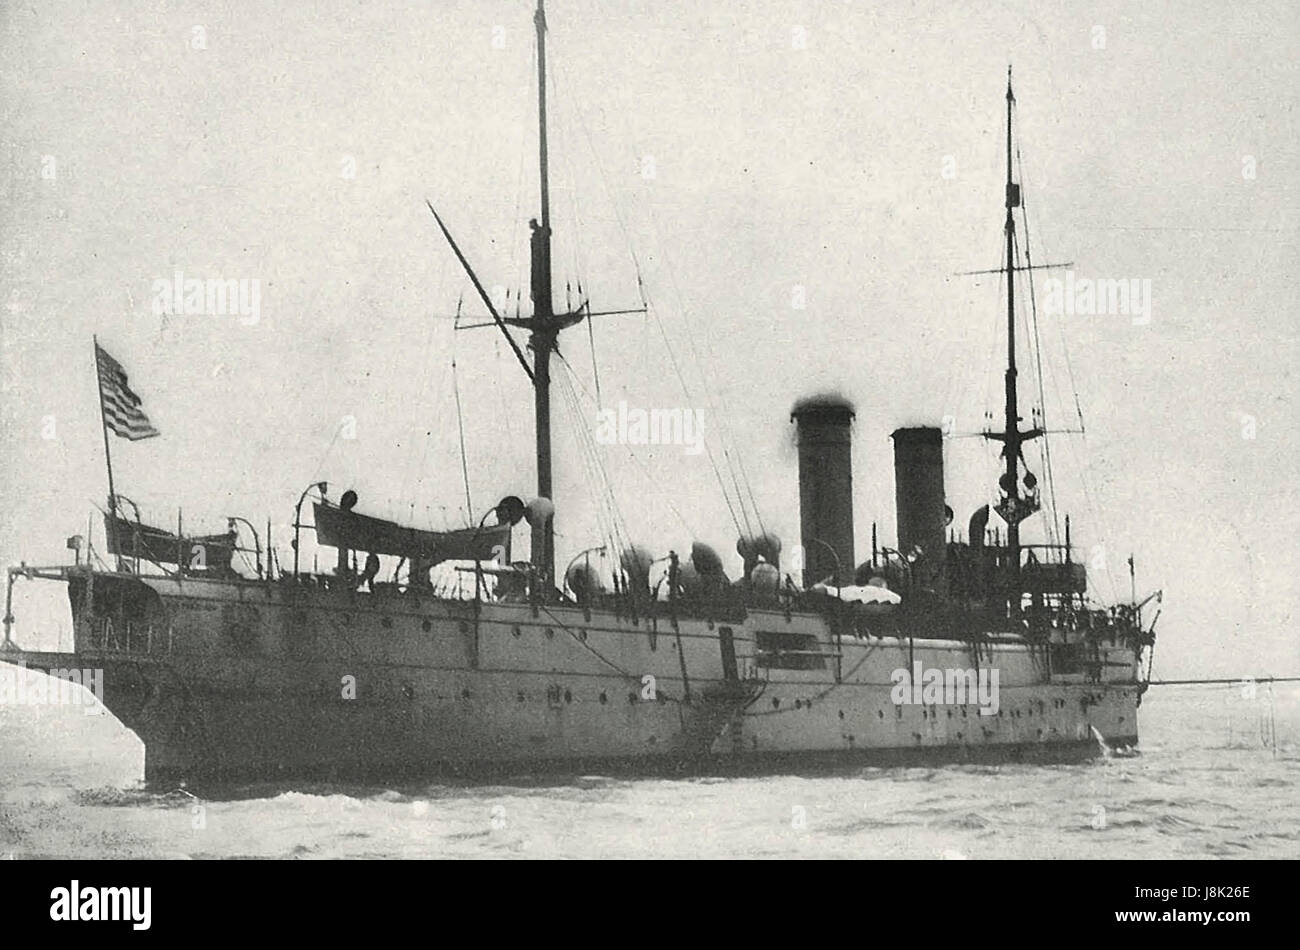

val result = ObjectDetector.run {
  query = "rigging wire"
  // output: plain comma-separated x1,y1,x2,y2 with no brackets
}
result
676,304,762,541
646,245,764,540
555,377,616,562
552,47,754,542
1015,137,1063,547
975,234,1009,511
451,296,474,519
551,40,589,318
648,298,746,538
586,302,603,405
1013,225,1061,548
539,41,650,571
556,353,697,538
554,362,638,564
557,355,634,558
1011,118,1118,601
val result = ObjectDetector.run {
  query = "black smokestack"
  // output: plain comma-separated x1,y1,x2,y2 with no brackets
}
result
791,397,855,588
891,426,946,571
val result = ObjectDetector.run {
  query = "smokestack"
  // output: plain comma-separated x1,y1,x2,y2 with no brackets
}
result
791,397,855,588
891,427,947,571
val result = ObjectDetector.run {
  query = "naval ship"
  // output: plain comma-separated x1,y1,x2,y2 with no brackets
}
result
2,1,1160,783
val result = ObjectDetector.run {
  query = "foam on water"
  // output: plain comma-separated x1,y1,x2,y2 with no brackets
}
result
1,684,1297,858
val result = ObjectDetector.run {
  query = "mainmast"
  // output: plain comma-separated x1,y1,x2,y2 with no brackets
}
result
1003,71,1023,610
531,0,557,592
991,68,1040,617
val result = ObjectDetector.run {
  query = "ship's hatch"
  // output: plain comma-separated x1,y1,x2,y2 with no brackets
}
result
755,631,827,670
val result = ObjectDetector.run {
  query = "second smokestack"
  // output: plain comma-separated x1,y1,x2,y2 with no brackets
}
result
891,426,947,573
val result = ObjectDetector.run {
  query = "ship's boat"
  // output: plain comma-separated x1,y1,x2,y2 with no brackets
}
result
2,3,1160,783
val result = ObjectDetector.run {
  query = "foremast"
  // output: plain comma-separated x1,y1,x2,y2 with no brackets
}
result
530,0,558,593
426,0,592,596
505,0,641,594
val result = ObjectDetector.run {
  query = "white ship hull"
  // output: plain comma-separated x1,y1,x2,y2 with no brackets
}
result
13,570,1142,782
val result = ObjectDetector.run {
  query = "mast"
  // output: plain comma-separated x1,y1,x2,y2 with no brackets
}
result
986,67,1042,618
530,0,557,593
430,0,644,596
1002,69,1022,613
964,72,1069,617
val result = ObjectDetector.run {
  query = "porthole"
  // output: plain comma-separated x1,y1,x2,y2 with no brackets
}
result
578,629,588,642
421,619,432,632
563,689,572,704
771,697,780,709
545,627,555,640
599,691,608,705
877,709,884,719
381,616,393,629
458,621,469,634
461,688,471,700
512,625,521,638
517,691,525,703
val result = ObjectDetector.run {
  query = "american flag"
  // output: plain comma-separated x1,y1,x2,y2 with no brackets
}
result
95,343,160,441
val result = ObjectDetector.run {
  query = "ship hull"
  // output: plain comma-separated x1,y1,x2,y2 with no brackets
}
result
9,646,1128,785
6,570,1145,784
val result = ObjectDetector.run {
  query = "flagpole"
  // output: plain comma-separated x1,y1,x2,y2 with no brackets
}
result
92,336,117,517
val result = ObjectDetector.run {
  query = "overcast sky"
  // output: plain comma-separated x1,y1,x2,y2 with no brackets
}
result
2,0,1296,678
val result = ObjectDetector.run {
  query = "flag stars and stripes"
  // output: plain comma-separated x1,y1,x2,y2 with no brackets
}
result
95,343,160,441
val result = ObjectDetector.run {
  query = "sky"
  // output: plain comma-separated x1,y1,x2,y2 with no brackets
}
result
1,0,1297,679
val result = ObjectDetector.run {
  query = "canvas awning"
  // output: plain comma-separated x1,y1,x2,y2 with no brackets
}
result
811,582,902,605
